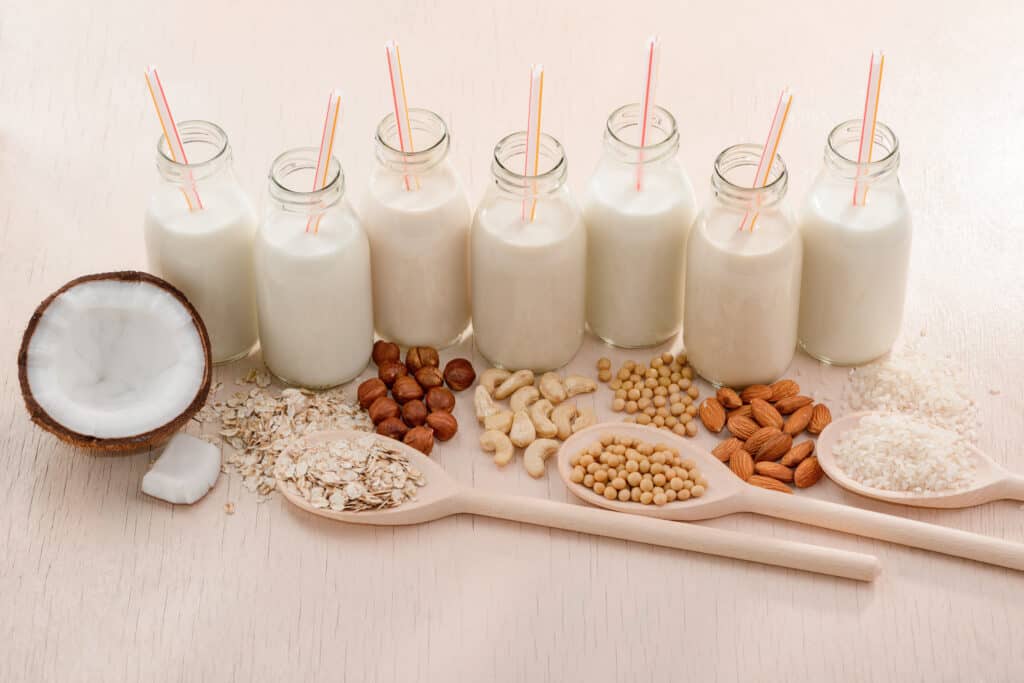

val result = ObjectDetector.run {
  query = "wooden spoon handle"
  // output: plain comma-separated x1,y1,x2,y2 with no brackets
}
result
745,489,1024,571
997,474,1024,502
456,490,880,581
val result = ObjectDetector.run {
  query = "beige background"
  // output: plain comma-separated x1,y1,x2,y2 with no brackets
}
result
3,0,1024,680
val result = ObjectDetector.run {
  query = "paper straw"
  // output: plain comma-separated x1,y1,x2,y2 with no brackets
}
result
739,88,793,232
144,66,202,210
522,64,545,222
308,89,343,233
636,35,661,192
385,40,418,191
853,51,885,205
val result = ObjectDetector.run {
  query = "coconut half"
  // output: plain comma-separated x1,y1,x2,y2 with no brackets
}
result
18,271,212,452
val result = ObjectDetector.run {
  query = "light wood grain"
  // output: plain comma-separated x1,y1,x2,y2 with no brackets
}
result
3,0,1024,680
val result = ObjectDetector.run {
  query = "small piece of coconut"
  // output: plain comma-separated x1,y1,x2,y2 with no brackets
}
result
142,433,221,504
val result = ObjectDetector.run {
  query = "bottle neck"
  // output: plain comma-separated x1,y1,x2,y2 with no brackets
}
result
374,108,450,174
823,119,900,183
602,103,679,165
267,147,344,215
711,144,789,210
155,120,233,185
490,131,568,198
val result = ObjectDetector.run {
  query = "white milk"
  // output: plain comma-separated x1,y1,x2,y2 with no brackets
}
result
798,121,912,365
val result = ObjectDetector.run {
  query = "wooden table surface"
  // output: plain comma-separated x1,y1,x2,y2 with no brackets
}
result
3,0,1024,680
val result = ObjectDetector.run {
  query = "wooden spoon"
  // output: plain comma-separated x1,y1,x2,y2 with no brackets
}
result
816,411,1024,509
556,423,1024,572
276,429,881,581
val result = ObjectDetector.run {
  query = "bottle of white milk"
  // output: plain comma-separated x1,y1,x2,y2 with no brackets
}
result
361,109,471,348
798,120,911,365
583,104,697,348
254,148,373,388
684,144,802,387
471,132,586,371
144,120,258,363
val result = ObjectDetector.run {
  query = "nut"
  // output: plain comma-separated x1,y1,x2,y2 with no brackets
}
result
357,378,388,409
528,399,558,438
794,456,823,488
564,375,597,398
405,346,440,373
443,358,476,391
510,410,537,448
523,439,560,478
747,475,792,494
368,396,401,425
551,403,577,440
729,449,754,481
509,385,540,413
538,372,567,404
371,340,401,366
494,370,535,400
698,397,726,433
754,461,794,482
712,437,744,462
474,385,501,422
743,426,781,454
392,376,424,404
775,395,813,414
755,433,793,462
425,386,456,413
728,405,753,420
750,398,784,430
483,409,514,433
726,415,759,440
401,399,428,427
426,412,458,441
740,384,773,403
716,387,743,409
807,404,832,434
376,416,409,441
769,379,800,402
414,366,445,389
481,430,514,466
783,404,813,435
479,368,511,396
404,426,434,454
781,440,815,467
377,360,408,386
571,406,596,433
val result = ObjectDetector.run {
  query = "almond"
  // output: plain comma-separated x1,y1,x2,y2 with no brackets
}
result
698,397,726,433
712,437,744,462
794,456,824,488
727,404,753,420
807,404,833,434
716,387,743,409
748,475,793,494
743,426,781,454
769,379,800,402
754,461,794,482
755,432,793,462
780,440,815,467
750,398,784,429
783,404,813,435
729,449,754,481
774,395,813,414
740,384,773,403
726,415,759,440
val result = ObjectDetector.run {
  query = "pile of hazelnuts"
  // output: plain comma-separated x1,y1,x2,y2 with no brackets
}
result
357,341,477,455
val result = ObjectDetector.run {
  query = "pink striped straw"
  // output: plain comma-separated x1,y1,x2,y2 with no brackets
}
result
853,51,885,205
636,35,661,191
739,88,793,232
144,66,202,210
385,40,418,191
522,64,545,222
307,89,343,234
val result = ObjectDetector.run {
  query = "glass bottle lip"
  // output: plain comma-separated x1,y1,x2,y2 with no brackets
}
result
374,108,450,165
491,131,568,195
268,146,344,209
604,103,679,163
711,143,788,208
824,119,900,180
155,120,232,183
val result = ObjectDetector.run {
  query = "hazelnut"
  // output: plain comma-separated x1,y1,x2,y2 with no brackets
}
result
371,340,401,366
377,359,408,386
403,426,435,455
405,346,440,372
425,386,456,413
443,358,476,391
368,396,400,425
414,365,445,389
357,378,388,409
426,411,458,441
401,400,428,427
392,376,424,404
376,417,409,441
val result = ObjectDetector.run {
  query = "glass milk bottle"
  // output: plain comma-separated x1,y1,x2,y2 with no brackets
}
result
583,104,697,347
361,110,471,348
144,120,258,363
471,132,586,371
254,148,374,388
684,145,802,387
798,120,912,365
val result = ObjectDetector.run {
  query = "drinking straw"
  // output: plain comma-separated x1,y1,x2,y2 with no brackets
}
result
635,35,661,192
307,89,343,233
385,40,418,191
739,88,793,232
144,66,202,210
853,51,885,205
522,64,545,222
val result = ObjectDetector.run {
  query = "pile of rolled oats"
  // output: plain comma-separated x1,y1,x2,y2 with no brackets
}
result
275,435,426,512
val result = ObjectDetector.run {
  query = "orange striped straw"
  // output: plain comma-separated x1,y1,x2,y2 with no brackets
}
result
522,64,545,222
144,66,202,210
739,88,793,232
385,40,418,191
636,35,661,192
853,51,885,206
307,89,343,234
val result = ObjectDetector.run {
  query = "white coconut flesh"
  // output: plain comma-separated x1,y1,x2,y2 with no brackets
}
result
24,279,206,439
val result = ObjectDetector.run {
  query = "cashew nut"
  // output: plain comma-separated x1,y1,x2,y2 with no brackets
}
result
483,409,514,434
538,372,567,404
479,368,511,396
509,410,537,448
494,370,535,400
480,430,515,467
474,385,500,422
509,385,540,413
564,375,598,398
551,402,577,441
528,399,558,438
572,406,596,433
523,439,560,478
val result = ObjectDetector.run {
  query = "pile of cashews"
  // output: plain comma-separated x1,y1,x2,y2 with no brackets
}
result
475,368,598,478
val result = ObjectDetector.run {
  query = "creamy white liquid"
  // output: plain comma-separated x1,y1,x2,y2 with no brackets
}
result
798,180,911,365
361,161,471,348
471,192,586,371
584,164,697,347
145,183,258,363
254,203,373,388
684,206,802,387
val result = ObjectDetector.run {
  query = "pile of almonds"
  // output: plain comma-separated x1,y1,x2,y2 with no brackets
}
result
357,341,476,455
598,352,702,438
697,379,832,493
